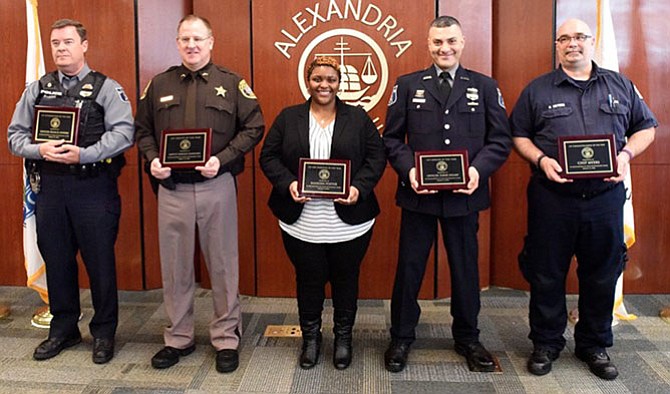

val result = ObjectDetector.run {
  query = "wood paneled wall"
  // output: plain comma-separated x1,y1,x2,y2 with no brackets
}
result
1,0,668,296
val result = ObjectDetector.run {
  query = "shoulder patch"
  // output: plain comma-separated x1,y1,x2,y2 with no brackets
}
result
238,79,257,100
140,79,152,100
115,86,129,102
497,88,506,109
388,85,398,106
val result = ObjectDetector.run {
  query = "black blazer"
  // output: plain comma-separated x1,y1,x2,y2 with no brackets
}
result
259,98,386,225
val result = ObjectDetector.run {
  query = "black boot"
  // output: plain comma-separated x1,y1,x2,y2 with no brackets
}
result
299,314,322,369
333,310,356,370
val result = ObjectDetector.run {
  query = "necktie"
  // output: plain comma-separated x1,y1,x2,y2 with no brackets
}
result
184,73,197,128
439,71,452,100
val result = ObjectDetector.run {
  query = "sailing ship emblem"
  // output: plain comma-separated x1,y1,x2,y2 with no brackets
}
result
316,37,378,103
298,28,389,112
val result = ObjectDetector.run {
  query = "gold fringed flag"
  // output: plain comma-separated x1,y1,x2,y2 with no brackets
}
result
595,0,636,321
23,0,48,304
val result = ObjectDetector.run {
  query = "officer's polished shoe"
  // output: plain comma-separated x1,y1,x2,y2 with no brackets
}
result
215,349,239,373
384,341,410,373
92,338,115,364
33,335,82,360
151,344,196,369
527,347,560,376
575,348,619,380
454,341,496,372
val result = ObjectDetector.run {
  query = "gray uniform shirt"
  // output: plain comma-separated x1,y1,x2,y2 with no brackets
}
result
7,64,134,163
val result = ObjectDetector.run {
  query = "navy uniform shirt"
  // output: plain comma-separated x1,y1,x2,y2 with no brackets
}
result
7,64,134,163
510,62,658,173
383,65,512,217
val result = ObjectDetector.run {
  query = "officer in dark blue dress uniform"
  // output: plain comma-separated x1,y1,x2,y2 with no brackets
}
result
7,19,134,364
383,16,512,373
510,19,657,380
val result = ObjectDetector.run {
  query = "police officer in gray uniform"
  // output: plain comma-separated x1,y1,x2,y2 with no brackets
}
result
383,16,512,373
135,14,264,373
7,19,134,364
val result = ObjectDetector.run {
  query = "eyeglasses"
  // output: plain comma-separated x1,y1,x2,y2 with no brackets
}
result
555,34,592,45
177,36,211,46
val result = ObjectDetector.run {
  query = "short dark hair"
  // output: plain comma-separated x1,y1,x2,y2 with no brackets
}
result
430,16,461,29
178,14,213,37
51,19,87,41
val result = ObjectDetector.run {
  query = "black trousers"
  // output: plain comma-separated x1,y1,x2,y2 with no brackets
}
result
390,209,480,344
281,229,373,316
521,179,625,352
35,173,121,339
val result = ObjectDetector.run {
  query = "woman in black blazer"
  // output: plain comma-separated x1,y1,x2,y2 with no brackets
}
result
259,56,386,370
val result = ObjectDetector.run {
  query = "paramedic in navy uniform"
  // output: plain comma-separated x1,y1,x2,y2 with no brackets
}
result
510,19,657,380
7,19,134,364
382,16,512,373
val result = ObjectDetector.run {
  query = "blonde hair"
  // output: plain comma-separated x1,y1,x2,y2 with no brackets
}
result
307,56,341,80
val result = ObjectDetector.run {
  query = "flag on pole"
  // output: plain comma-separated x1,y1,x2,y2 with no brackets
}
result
24,0,48,304
595,0,636,321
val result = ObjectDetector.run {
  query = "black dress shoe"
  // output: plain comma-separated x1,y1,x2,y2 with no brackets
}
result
151,344,196,369
527,347,560,376
575,348,619,380
92,338,115,364
216,349,239,373
384,341,410,373
33,336,82,360
454,341,496,372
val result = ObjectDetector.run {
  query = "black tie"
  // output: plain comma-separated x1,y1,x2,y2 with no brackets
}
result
439,71,452,100
184,73,197,128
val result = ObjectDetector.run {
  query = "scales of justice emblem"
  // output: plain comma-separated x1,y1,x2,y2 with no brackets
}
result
298,28,389,112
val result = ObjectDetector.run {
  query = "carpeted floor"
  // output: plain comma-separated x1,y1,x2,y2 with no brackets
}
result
1,285,670,393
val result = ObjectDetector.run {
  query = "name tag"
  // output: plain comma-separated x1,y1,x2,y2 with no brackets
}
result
412,98,426,103
160,95,174,103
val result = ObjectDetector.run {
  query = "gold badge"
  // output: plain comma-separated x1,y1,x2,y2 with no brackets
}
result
215,86,227,98
50,117,61,129
180,139,191,150
82,83,93,90
238,79,257,99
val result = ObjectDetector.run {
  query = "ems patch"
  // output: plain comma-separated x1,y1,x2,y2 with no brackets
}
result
116,87,129,102
239,79,257,99
497,88,506,109
388,85,398,106
140,79,152,100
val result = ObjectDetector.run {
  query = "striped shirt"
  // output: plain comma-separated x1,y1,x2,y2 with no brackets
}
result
279,112,374,243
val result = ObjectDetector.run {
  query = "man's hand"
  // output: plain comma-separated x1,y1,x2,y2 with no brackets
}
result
150,157,171,179
40,140,80,164
409,167,437,194
539,156,572,183
454,166,480,195
606,152,630,183
195,156,220,178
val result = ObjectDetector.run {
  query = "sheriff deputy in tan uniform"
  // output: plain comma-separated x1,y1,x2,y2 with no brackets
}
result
134,14,264,373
